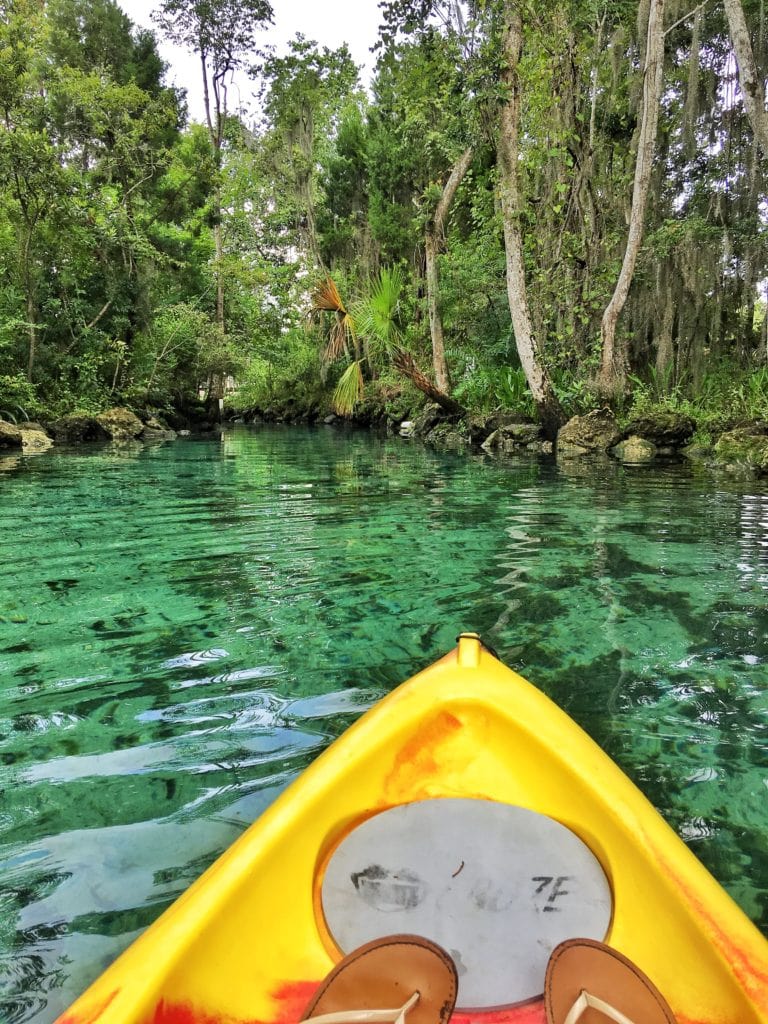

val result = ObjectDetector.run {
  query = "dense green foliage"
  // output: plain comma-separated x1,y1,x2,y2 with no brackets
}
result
1,0,768,430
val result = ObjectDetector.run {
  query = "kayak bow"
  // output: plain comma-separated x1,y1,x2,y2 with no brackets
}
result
58,633,768,1024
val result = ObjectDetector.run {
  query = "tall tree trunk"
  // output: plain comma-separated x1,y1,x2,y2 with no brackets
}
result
213,218,225,333
497,1,565,441
598,0,665,397
655,272,675,379
22,227,38,380
683,7,702,159
724,0,768,156
201,49,226,339
425,145,473,392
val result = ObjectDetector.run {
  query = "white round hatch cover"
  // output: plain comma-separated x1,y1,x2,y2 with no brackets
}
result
320,798,612,1009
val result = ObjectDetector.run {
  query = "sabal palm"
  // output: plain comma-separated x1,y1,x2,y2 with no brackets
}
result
313,267,405,415
351,266,404,358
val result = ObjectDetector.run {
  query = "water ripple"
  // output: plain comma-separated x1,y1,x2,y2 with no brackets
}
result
1,427,767,1024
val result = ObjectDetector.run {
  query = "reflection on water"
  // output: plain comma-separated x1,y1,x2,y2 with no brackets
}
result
0,427,766,1022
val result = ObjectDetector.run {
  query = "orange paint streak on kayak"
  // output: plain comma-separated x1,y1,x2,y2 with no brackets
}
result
453,1001,546,1024
145,1002,228,1024
268,980,324,1023
56,986,710,1024
382,710,464,801
55,990,120,1024
654,843,768,1017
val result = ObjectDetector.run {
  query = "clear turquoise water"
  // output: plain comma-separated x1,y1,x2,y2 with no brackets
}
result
0,426,766,1023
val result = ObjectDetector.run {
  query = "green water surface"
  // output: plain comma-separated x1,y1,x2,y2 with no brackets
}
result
0,426,766,1022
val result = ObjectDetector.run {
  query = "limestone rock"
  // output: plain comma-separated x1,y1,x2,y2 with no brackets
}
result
426,422,468,448
714,428,768,474
611,435,656,463
0,420,23,448
481,429,502,452
625,412,695,448
412,403,444,437
49,415,109,443
96,407,144,440
557,409,621,454
399,421,415,438
482,422,542,453
466,415,493,445
502,422,542,444
21,429,53,451
142,415,176,439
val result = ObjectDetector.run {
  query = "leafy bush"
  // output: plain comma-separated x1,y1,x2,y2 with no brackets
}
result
625,361,768,438
0,373,40,420
453,364,536,417
228,329,326,414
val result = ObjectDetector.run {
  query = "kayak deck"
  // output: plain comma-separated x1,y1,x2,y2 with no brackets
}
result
320,798,612,1007
58,634,768,1024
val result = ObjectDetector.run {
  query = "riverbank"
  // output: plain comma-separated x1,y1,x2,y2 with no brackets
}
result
2,397,768,477
233,394,768,477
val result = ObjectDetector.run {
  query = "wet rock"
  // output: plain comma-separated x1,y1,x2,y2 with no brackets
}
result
488,410,527,430
714,428,768,474
323,414,337,425
426,422,469,449
625,412,695,448
467,410,538,446
465,415,494,445
96,407,144,441
142,415,176,440
611,435,656,464
557,408,621,454
21,429,53,451
412,403,444,437
481,429,502,452
49,414,110,443
481,422,543,453
399,421,415,438
0,420,23,448
440,431,467,448
502,422,543,445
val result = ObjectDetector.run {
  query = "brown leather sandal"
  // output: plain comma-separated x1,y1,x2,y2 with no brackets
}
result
545,938,676,1024
301,935,458,1024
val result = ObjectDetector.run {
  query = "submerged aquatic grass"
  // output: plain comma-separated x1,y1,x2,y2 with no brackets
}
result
0,426,766,1022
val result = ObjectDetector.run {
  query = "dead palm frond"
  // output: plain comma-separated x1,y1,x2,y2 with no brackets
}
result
311,276,347,315
312,275,358,368
332,360,365,415
322,315,353,366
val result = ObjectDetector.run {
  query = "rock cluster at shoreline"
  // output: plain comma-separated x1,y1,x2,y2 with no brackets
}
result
2,403,767,477
389,404,768,476
0,407,180,453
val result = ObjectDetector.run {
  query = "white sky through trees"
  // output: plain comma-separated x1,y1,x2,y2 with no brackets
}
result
122,0,381,121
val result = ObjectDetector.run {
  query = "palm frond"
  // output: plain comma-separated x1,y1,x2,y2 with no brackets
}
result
332,360,365,415
311,276,347,315
351,266,405,356
321,313,355,366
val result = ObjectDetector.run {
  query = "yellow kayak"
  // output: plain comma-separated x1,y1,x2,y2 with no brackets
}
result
58,633,768,1024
